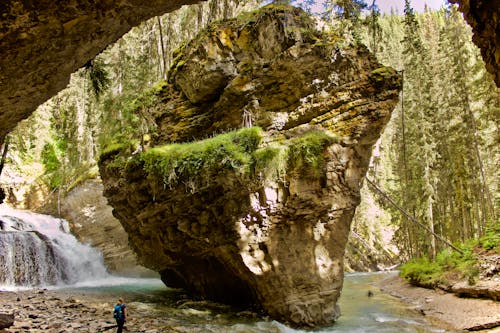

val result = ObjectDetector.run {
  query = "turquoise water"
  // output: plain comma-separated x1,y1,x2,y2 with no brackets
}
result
58,272,448,332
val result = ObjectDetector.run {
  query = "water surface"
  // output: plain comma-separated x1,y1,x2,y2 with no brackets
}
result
57,272,447,333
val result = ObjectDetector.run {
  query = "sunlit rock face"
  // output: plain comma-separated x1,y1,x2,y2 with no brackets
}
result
0,0,201,143
451,0,500,86
99,5,401,327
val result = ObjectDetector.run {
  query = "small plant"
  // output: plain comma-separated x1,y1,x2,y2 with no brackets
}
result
252,146,287,181
400,244,479,287
479,222,500,251
287,130,338,178
400,257,442,286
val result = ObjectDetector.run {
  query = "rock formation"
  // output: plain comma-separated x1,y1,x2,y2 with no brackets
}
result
0,0,201,144
99,5,401,327
450,1,500,86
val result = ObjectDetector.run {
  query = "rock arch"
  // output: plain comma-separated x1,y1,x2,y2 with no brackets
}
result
0,0,201,143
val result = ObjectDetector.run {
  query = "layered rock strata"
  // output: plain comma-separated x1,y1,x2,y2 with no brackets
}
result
0,0,201,143
99,5,401,327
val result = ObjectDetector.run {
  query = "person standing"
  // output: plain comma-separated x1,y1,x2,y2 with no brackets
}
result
113,298,127,333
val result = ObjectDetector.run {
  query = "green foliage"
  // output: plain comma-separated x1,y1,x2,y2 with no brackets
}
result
41,142,63,189
400,240,481,287
479,222,500,251
98,140,139,174
360,4,499,260
400,245,478,287
141,127,263,189
99,142,131,164
400,256,442,286
83,59,111,100
98,80,168,149
287,131,338,178
252,146,287,181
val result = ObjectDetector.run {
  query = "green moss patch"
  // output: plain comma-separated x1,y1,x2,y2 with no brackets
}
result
141,127,263,188
104,127,338,192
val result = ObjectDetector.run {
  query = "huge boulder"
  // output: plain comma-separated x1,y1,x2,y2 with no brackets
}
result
99,5,401,327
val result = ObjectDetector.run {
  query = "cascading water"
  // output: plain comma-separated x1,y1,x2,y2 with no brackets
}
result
0,204,109,289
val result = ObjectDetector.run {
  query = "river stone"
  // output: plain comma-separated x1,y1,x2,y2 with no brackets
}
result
0,313,14,329
99,4,401,327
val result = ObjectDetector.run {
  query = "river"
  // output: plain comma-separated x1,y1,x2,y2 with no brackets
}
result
53,272,448,333
0,204,448,332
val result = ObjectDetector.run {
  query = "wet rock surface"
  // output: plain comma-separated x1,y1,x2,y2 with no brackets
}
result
0,288,263,333
99,5,401,327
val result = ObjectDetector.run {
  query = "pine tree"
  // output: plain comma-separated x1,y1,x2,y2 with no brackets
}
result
324,0,368,42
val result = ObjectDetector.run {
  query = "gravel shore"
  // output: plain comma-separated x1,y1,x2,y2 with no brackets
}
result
377,275,500,332
0,288,221,333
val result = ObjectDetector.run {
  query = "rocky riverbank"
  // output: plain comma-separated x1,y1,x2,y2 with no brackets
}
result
377,275,500,332
4,274,498,332
0,287,263,333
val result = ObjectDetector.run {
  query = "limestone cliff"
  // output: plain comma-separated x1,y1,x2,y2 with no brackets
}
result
99,5,401,327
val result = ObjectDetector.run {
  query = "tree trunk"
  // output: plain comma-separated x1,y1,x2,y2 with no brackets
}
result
157,16,167,80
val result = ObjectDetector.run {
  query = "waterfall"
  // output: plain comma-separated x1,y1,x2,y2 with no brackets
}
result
0,204,109,289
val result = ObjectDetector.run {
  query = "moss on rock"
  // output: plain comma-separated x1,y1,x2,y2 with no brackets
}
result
141,127,263,189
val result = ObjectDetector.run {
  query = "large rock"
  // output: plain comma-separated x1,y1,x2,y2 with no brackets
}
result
99,5,401,327
0,313,14,330
451,1,500,86
0,0,201,143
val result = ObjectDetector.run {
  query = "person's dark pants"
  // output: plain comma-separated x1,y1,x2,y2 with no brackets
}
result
116,319,125,333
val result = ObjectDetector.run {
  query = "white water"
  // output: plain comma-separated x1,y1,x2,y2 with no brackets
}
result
0,204,110,290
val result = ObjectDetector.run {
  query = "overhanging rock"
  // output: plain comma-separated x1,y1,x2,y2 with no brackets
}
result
99,5,401,327
0,0,201,143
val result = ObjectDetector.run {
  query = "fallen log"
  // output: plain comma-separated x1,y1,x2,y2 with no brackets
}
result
466,320,500,331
